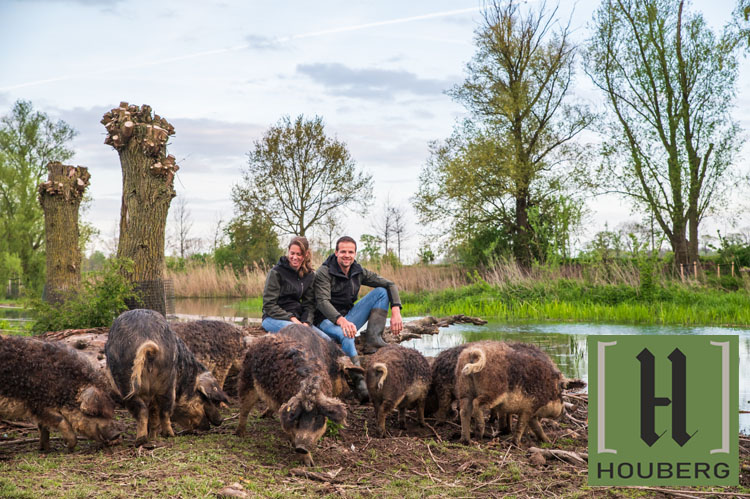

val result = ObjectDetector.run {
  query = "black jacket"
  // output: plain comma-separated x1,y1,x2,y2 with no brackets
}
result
313,253,401,326
262,256,316,324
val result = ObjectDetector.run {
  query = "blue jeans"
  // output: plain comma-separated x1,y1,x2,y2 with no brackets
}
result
318,287,389,358
261,317,330,342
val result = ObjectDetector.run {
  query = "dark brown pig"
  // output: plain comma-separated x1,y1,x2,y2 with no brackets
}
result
278,324,364,398
424,344,468,423
170,320,247,390
105,309,229,446
0,335,119,451
366,345,431,437
235,334,346,466
455,340,584,445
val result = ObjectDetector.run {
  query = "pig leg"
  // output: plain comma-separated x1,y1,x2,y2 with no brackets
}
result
398,407,407,430
512,412,531,446
416,398,426,427
235,388,259,437
159,411,175,438
148,404,160,440
472,399,487,440
376,400,395,437
155,393,175,438
529,417,550,443
57,417,78,452
38,424,50,452
459,397,474,444
131,400,150,447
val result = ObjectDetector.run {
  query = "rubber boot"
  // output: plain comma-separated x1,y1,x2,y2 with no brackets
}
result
350,356,369,403
361,308,389,355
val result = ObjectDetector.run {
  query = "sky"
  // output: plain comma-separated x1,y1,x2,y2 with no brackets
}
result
1,0,748,262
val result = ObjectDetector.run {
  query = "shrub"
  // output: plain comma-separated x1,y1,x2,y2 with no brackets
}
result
27,258,139,333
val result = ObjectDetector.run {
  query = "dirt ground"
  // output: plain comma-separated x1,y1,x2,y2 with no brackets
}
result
1,390,748,498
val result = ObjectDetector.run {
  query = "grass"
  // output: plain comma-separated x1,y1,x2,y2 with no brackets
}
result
400,278,750,326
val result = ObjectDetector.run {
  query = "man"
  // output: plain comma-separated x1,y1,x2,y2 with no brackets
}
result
314,236,403,401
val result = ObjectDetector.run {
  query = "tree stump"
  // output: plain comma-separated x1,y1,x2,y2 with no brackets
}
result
37,162,91,303
102,102,178,316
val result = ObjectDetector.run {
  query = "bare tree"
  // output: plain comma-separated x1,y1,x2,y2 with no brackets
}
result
170,195,194,259
390,203,410,261
371,195,395,256
211,212,225,253
320,210,342,253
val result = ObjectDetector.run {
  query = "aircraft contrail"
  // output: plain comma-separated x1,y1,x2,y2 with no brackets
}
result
0,7,480,92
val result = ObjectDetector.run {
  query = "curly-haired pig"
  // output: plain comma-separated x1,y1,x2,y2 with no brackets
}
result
456,340,585,445
424,344,468,423
366,344,431,437
279,324,364,398
235,333,347,467
171,320,247,390
0,335,120,451
105,309,230,446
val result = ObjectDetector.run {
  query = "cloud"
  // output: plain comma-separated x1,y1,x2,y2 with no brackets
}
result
296,63,452,101
244,34,285,51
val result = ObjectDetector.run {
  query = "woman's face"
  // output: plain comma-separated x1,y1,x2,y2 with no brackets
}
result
287,243,304,270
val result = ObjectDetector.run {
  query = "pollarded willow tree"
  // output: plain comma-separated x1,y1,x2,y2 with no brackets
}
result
101,102,179,315
234,115,373,237
585,0,745,266
38,162,90,303
415,1,593,268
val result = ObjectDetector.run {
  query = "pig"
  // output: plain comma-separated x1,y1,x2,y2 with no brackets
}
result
170,320,247,390
235,334,346,466
105,309,230,446
0,334,120,452
455,340,585,446
365,345,432,437
278,324,364,398
424,344,468,423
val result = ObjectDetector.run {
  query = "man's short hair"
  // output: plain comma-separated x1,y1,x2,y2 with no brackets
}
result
335,236,357,252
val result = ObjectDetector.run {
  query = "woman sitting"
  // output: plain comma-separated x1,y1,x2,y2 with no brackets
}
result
261,236,327,339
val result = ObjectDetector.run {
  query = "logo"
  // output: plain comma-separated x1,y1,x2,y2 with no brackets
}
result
588,335,738,486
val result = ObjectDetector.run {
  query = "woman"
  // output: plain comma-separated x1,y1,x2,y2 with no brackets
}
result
261,236,326,339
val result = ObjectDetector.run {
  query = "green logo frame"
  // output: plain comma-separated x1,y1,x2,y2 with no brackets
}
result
587,335,738,486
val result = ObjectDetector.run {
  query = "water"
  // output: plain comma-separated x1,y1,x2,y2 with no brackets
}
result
173,297,261,319
400,320,750,434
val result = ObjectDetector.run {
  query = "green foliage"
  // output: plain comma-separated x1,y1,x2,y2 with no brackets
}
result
417,246,435,265
0,100,77,293
415,2,593,267
0,252,22,298
358,234,382,263
214,211,282,271
233,114,373,237
27,259,138,333
325,420,342,440
586,0,745,264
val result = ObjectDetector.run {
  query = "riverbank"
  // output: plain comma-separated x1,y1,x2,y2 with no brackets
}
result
399,280,750,326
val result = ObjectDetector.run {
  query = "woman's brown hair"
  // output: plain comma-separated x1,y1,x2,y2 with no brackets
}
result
289,236,312,278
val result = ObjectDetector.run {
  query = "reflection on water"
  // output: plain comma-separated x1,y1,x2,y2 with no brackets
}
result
401,321,750,434
174,297,261,318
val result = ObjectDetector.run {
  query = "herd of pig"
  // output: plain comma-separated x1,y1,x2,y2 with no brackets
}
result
0,309,584,467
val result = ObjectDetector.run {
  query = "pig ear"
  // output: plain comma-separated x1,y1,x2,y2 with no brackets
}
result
196,372,229,404
337,356,365,376
319,395,347,424
280,397,302,425
80,386,113,418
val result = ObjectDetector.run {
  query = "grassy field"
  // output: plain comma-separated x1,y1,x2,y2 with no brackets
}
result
1,395,747,497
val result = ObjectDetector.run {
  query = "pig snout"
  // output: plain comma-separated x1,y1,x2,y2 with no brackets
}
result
204,404,224,427
98,424,121,443
294,444,315,467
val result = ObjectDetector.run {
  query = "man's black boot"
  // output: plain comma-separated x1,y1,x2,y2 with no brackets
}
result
361,308,389,355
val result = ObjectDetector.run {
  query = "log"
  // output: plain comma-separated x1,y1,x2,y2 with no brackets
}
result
528,447,587,466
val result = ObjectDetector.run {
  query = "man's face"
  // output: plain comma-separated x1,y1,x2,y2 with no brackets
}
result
335,241,357,271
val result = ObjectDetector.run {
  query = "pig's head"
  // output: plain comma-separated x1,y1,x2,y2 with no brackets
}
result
279,376,347,466
63,386,120,444
173,371,230,431
333,356,366,396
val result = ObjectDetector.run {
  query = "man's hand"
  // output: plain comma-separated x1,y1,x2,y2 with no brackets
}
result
336,316,358,338
290,317,302,325
390,307,403,336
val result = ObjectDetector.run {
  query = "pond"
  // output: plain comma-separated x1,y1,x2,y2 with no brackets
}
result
400,320,750,434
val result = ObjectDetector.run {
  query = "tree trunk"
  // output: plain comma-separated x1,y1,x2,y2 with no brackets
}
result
38,162,91,303
514,194,532,269
670,226,690,268
102,102,178,315
688,213,699,263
